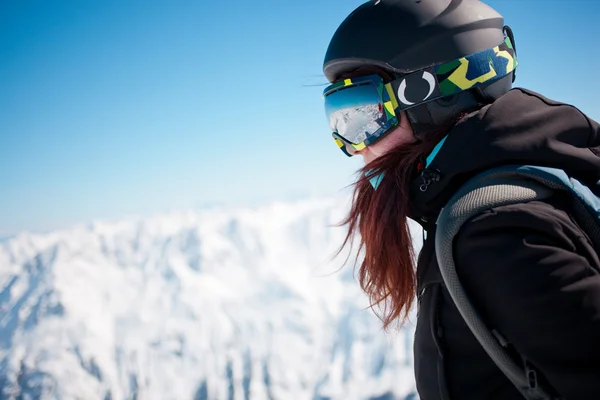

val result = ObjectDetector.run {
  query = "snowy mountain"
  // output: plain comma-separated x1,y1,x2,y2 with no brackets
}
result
0,198,423,400
329,105,383,144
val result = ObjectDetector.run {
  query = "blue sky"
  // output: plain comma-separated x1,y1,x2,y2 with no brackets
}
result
1,0,599,234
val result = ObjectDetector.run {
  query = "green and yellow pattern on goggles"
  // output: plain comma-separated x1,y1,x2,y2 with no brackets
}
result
323,36,518,156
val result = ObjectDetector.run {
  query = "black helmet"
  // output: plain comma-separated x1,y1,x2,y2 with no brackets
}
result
323,0,517,136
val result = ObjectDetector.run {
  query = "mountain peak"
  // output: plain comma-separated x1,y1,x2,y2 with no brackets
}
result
1,198,419,400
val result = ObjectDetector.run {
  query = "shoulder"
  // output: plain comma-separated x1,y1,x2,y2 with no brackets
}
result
455,195,593,269
452,87,599,151
452,194,598,311
474,88,596,139
492,87,587,111
460,195,587,245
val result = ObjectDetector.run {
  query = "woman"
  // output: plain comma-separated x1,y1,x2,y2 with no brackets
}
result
322,1,600,399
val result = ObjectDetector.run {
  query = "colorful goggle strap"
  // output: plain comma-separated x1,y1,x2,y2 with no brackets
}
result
326,36,518,156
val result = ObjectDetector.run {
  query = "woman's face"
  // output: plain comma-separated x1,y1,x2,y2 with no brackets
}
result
346,111,417,164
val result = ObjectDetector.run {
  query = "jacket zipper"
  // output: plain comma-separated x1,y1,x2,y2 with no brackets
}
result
417,284,432,319
415,285,430,342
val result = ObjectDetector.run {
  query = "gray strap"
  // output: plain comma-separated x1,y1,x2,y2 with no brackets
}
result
435,175,556,400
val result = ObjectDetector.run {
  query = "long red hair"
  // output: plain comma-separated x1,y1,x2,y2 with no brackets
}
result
336,128,449,330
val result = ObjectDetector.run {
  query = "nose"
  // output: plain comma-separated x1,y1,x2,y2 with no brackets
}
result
346,145,358,155
346,144,364,156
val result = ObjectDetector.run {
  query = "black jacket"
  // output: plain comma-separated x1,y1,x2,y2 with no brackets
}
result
409,88,600,400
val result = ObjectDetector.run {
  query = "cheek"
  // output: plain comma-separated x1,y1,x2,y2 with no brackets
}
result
368,142,388,157
370,133,410,156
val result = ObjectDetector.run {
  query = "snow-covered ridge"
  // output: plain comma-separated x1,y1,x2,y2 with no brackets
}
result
329,105,383,144
0,198,421,400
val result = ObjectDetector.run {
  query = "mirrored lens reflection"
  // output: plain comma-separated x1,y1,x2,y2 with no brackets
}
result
325,84,385,144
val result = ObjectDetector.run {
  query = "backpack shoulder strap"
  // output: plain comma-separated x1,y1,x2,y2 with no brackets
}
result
434,166,558,400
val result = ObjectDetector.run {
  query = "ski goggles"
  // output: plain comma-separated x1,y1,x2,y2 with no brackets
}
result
323,36,518,156
324,74,399,156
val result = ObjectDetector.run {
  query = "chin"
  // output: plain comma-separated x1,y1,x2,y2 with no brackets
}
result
362,154,376,165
